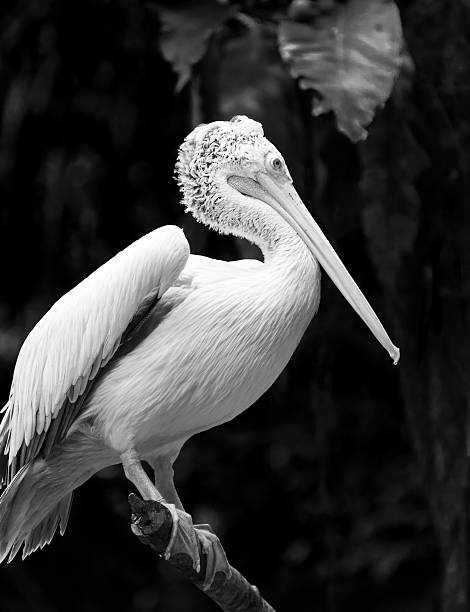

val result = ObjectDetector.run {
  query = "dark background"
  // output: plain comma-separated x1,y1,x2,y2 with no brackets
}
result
0,1,469,610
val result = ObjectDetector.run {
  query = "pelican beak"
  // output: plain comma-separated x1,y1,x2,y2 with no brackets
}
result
237,172,400,364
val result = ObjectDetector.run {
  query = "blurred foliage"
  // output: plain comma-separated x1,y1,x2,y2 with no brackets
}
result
279,0,404,141
0,0,469,611
156,1,236,92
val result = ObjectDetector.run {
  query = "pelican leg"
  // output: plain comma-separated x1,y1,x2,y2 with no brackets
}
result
148,455,229,586
150,454,201,572
121,448,182,564
121,448,164,501
151,455,184,510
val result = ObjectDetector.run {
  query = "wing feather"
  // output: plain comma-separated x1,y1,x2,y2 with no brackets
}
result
0,225,189,484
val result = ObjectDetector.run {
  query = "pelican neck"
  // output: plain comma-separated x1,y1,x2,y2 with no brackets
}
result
259,214,316,274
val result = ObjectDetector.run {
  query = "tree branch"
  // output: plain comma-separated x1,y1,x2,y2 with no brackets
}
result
128,494,276,612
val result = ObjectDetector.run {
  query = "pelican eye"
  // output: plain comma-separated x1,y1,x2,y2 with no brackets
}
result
269,157,283,173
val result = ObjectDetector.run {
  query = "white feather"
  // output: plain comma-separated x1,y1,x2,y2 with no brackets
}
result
4,225,189,463
89,231,320,456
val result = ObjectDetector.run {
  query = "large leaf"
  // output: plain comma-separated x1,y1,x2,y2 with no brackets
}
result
279,0,403,141
157,1,236,92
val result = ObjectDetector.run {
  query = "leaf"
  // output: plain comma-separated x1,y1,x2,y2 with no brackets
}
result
279,0,404,141
157,1,236,92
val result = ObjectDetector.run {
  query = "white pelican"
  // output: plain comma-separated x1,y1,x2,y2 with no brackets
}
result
0,115,399,566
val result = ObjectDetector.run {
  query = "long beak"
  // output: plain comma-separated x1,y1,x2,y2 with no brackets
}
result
236,172,400,364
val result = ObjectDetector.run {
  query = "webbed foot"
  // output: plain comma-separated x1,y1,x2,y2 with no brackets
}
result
194,523,231,590
163,506,202,572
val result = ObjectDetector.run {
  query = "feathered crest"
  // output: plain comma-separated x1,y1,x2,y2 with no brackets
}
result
174,115,284,249
175,115,263,187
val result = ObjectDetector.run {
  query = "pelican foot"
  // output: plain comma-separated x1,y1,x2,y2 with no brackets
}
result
194,523,231,590
162,503,179,560
164,507,201,573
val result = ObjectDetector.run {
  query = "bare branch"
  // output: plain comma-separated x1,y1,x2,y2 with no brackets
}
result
128,494,276,612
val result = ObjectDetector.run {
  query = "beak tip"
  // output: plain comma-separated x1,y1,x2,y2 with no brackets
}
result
391,346,400,365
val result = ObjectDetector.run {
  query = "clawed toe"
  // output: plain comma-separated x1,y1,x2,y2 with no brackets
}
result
194,524,231,590
162,503,179,560
161,505,201,572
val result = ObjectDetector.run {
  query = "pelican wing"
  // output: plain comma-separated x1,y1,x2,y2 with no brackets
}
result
0,226,189,485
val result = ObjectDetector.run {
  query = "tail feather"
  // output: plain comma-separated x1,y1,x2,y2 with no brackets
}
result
58,491,73,536
0,464,35,562
17,492,74,561
0,436,102,563
0,461,75,563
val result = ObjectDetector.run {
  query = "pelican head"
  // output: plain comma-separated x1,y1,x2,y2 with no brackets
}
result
176,115,400,363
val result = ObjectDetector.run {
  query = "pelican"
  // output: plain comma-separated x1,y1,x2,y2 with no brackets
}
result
0,115,399,566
